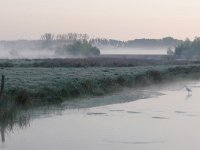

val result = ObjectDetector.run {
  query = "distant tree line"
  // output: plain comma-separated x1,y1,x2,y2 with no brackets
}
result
89,38,126,48
0,33,183,57
0,33,182,50
40,33,182,49
89,37,182,49
174,37,200,59
41,33,89,42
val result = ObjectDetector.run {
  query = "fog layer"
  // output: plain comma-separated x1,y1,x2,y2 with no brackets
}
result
0,34,180,59
0,48,168,59
100,48,167,55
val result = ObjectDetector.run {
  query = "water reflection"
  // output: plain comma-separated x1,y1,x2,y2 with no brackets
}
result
1,127,5,143
0,107,30,143
0,89,153,144
0,103,67,144
185,94,192,100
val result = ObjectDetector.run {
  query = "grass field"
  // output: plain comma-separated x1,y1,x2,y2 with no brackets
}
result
0,64,200,106
0,56,200,67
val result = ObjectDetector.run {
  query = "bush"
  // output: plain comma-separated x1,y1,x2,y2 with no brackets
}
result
146,70,162,82
175,37,200,59
15,90,30,105
56,40,100,57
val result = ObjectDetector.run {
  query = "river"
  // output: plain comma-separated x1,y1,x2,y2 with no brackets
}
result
1,80,200,150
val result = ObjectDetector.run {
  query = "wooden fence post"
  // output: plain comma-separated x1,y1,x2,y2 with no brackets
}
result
0,75,5,97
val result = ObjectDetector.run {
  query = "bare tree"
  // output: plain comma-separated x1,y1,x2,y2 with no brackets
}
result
41,33,55,41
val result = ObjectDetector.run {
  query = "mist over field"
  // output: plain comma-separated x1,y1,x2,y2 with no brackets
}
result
100,48,167,55
0,49,58,59
0,47,167,59
0,34,180,59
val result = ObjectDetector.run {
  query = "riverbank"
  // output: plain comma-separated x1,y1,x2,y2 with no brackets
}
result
0,64,200,107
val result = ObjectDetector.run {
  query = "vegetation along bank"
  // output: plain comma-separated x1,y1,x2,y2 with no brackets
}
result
0,65,200,107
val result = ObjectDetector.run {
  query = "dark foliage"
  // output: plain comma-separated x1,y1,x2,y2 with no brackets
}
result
56,40,100,56
175,37,200,59
15,90,30,105
90,37,182,48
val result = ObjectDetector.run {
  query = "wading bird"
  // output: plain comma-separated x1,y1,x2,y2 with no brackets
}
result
185,86,192,95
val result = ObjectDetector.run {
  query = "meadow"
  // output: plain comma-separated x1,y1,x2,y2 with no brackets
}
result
0,56,200,67
0,63,200,106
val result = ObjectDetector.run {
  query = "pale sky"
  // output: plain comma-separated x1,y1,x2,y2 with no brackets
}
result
0,0,200,40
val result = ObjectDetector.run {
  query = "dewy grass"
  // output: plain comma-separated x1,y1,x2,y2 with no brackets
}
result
0,65,200,106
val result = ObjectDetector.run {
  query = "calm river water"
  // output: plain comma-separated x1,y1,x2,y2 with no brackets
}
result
1,81,200,150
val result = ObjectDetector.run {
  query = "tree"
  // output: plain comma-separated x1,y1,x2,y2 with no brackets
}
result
56,40,100,57
174,37,200,59
41,33,55,48
167,48,174,56
41,33,55,41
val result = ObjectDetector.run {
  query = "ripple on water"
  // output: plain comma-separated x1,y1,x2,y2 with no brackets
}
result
110,110,124,112
127,111,141,114
174,111,187,114
87,112,107,115
104,140,164,145
152,116,170,119
186,114,199,117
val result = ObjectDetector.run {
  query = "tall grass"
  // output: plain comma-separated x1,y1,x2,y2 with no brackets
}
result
0,65,200,106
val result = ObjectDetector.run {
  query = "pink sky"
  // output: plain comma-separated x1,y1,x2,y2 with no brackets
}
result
0,0,200,40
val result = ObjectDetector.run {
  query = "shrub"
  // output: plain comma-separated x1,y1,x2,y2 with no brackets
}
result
15,90,30,105
146,70,162,82
56,40,100,57
175,37,200,59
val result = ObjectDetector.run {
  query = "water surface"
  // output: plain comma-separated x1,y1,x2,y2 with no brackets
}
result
1,81,200,150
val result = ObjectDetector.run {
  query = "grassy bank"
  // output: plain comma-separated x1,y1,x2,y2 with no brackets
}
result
1,57,200,67
0,65,200,107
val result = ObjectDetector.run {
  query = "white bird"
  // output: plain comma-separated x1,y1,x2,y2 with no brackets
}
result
185,86,192,95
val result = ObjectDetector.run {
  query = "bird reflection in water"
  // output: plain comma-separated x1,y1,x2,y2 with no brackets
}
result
185,94,192,100
184,86,192,100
